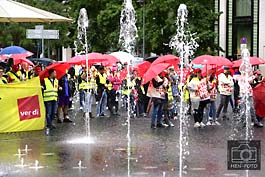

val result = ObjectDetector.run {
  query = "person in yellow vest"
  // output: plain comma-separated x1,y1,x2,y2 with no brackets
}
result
42,69,58,130
0,66,7,84
95,65,108,117
7,64,22,83
78,68,95,118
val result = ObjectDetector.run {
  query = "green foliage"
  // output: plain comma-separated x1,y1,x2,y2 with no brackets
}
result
0,0,220,58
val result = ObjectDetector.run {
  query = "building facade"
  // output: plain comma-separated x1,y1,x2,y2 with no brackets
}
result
216,0,264,60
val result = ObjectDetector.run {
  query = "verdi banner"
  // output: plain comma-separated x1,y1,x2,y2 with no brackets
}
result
0,77,45,133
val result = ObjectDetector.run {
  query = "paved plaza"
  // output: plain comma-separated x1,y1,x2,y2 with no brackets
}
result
0,106,264,177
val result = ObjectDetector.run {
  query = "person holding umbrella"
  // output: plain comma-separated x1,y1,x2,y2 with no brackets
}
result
147,72,167,129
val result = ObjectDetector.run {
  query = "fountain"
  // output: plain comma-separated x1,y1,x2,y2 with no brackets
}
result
73,160,87,169
21,145,32,154
14,158,28,168
119,0,138,176
169,4,199,177
66,8,94,145
29,160,44,170
13,149,26,158
235,39,254,177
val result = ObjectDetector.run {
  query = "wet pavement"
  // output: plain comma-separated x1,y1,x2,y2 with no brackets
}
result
0,104,265,177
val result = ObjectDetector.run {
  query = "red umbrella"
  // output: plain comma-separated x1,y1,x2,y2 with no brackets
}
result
0,57,34,66
152,54,180,69
232,57,265,68
101,54,119,66
134,61,151,77
253,82,265,117
142,63,170,84
14,58,34,66
68,52,108,65
192,55,232,66
39,62,70,81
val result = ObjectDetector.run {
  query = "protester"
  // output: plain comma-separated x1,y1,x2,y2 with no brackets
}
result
216,66,234,120
42,69,58,129
251,69,263,88
7,64,22,83
95,65,108,117
233,69,240,112
235,72,263,128
147,72,167,129
57,74,73,123
188,69,211,128
0,66,7,84
206,71,220,125
107,65,122,116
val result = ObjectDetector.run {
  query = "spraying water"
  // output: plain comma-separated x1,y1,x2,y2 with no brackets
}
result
75,8,89,55
77,8,91,138
119,0,138,176
169,4,198,177
238,47,253,177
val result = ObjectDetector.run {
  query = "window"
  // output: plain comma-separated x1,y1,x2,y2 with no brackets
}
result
236,0,251,17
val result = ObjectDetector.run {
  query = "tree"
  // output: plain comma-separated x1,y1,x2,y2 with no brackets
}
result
0,0,220,59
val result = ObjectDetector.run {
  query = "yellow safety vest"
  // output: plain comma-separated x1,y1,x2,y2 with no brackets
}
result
91,78,97,89
168,85,174,101
107,83,113,91
122,80,135,96
43,78,58,102
0,77,7,84
7,71,21,83
98,73,106,85
140,86,145,94
79,80,93,90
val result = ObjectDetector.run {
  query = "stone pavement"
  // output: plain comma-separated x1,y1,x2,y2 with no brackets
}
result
0,107,264,177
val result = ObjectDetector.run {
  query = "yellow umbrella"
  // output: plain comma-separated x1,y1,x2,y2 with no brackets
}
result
0,0,72,22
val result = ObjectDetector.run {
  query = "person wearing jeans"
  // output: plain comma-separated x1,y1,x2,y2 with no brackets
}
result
216,66,234,120
151,97,164,127
96,90,107,116
44,101,57,129
42,69,58,130
206,72,220,125
147,73,167,129
95,65,108,117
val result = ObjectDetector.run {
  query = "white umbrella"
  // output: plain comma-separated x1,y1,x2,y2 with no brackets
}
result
110,51,134,64
0,0,72,22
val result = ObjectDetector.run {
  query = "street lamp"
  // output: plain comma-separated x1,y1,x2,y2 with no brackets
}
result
138,0,145,58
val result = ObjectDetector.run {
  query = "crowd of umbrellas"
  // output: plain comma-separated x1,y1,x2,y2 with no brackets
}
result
1,45,265,84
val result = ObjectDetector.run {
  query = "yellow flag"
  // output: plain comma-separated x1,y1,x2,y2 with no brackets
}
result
0,77,45,133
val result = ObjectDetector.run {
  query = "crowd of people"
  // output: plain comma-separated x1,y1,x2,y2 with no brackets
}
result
1,58,264,131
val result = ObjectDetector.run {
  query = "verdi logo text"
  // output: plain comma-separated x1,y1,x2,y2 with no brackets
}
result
17,95,41,121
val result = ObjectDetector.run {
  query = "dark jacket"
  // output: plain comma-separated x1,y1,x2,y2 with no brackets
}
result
58,75,70,97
